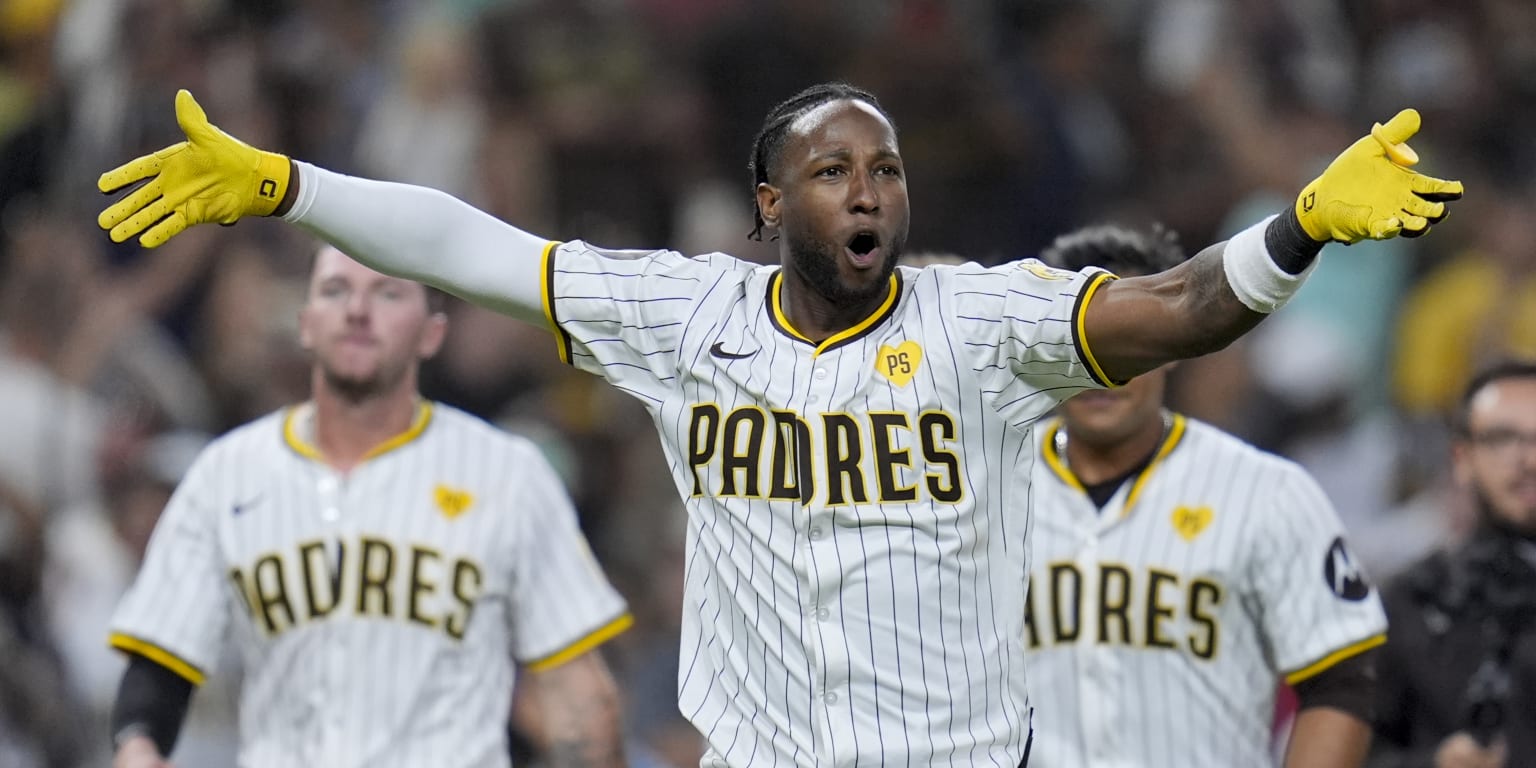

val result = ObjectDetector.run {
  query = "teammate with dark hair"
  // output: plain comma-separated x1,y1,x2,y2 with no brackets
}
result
1026,224,1385,768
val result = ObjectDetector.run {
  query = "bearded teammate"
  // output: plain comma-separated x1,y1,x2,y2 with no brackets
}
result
1023,224,1386,768
97,82,1458,767
107,246,631,768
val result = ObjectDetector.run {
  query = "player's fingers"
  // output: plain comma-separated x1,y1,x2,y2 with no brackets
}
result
139,211,188,249
1369,215,1404,240
1401,196,1447,222
98,178,164,231
1370,109,1422,166
109,196,172,244
98,149,176,194
175,89,218,145
1395,212,1430,238
1411,174,1464,202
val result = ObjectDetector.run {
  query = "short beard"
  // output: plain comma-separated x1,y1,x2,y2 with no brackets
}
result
1474,485,1536,540
320,364,405,405
787,236,901,308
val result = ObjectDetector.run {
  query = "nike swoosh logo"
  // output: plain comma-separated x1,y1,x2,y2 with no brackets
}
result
232,495,263,516
710,342,757,360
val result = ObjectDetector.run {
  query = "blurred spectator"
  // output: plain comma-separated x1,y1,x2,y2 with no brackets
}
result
1370,361,1536,768
356,12,485,198
996,0,1132,259
43,428,239,767
0,216,108,519
1392,177,1536,420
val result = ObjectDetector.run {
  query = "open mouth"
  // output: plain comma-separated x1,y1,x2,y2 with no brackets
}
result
845,231,882,267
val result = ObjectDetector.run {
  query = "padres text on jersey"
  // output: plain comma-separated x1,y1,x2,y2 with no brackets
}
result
544,241,1112,768
110,403,630,768
1023,415,1387,768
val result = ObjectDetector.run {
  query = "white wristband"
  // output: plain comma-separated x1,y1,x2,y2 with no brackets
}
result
1221,214,1317,314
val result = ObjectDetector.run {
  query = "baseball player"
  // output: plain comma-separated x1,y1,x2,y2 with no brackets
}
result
107,246,631,768
1023,224,1387,768
96,82,1459,767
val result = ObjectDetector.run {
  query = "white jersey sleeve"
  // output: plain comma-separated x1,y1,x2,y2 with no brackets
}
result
1246,460,1387,683
945,260,1117,427
543,242,748,405
108,450,233,684
504,440,630,669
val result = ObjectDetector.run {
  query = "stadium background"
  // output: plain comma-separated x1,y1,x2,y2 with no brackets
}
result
1,0,1532,764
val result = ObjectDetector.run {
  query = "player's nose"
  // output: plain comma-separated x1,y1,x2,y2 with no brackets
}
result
344,291,372,318
848,170,879,214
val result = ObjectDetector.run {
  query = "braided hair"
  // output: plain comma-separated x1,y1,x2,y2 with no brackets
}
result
746,82,895,241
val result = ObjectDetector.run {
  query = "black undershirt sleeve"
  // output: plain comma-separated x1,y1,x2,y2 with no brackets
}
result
109,654,195,756
1292,647,1380,722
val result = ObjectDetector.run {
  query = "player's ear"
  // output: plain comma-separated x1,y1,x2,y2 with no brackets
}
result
418,311,448,360
298,304,316,351
756,182,782,229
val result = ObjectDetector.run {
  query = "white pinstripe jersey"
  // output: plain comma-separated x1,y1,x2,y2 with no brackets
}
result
109,402,630,768
543,241,1115,767
1023,414,1387,768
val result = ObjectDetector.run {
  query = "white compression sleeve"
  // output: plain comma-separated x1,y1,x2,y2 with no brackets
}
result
282,161,549,324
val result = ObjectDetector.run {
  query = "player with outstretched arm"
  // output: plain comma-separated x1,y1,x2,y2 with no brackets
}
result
98,83,1457,767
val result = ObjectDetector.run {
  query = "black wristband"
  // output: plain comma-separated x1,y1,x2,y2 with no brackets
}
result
110,654,195,756
1264,208,1325,275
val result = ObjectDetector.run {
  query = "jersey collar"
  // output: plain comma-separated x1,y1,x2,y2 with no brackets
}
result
766,270,902,357
1040,412,1188,519
282,400,435,465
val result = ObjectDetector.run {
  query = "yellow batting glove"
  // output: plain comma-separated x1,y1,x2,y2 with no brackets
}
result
97,90,291,248
1295,108,1463,244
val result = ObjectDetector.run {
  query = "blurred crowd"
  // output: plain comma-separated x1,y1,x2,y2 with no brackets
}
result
1,0,1534,765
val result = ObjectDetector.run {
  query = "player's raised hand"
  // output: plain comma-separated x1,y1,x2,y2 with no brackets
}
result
98,90,291,248
1295,108,1463,244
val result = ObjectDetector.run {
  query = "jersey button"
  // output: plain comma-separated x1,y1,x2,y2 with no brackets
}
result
814,368,828,380
815,606,831,621
809,527,824,540
822,690,838,705
807,394,820,404
321,506,340,522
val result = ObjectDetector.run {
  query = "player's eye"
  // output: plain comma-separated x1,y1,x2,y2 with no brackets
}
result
816,166,845,178
876,165,902,177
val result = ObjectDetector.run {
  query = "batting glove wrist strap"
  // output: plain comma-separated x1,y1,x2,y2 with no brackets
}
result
1223,214,1317,314
1295,108,1463,244
97,89,291,248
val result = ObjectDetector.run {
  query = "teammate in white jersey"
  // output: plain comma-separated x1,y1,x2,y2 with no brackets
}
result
1024,224,1387,768
96,82,1459,767
107,247,631,768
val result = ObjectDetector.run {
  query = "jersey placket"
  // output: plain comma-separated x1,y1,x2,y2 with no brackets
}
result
1079,492,1127,766
801,348,855,766
312,464,352,763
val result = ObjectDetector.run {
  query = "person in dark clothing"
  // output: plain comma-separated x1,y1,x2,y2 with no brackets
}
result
1370,360,1536,768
